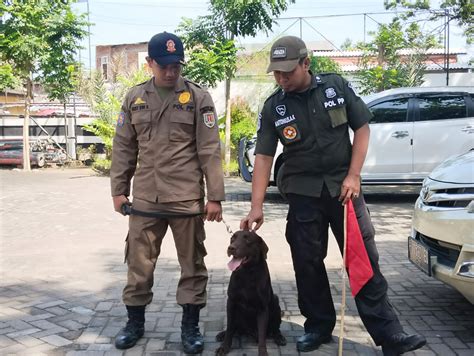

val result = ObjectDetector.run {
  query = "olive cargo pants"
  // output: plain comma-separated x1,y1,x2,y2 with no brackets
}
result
122,200,208,307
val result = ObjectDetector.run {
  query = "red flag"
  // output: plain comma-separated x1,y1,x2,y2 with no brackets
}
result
345,200,374,297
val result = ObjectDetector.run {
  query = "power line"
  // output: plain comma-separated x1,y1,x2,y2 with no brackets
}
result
93,1,206,9
276,9,429,21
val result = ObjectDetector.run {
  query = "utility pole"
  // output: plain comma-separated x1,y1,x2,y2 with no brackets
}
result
446,10,450,86
363,14,366,43
77,0,92,76
299,17,302,39
87,0,92,77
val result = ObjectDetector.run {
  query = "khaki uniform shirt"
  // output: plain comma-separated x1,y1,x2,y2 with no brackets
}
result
110,77,225,205
255,72,372,198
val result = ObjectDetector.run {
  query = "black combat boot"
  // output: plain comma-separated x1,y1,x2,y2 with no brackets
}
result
114,305,145,350
181,304,204,354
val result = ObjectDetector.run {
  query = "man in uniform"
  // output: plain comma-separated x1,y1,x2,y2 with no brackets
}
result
240,36,426,355
110,32,225,354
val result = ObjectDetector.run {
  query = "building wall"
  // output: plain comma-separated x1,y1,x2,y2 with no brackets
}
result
422,72,474,87
96,42,148,80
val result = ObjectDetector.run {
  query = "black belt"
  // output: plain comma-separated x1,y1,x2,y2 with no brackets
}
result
121,204,202,218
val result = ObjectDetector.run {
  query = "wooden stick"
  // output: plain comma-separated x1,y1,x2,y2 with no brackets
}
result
338,203,348,356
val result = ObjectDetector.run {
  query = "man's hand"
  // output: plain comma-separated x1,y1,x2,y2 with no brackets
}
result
339,173,360,205
240,207,264,231
113,195,130,215
205,201,222,222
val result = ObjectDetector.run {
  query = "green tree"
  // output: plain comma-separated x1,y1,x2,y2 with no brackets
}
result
0,63,19,91
178,0,295,175
385,0,473,43
310,56,342,74
356,20,439,95
0,0,87,170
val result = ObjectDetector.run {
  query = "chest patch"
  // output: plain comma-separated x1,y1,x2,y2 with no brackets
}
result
134,97,146,105
179,91,191,104
283,125,297,140
325,87,336,99
275,105,286,116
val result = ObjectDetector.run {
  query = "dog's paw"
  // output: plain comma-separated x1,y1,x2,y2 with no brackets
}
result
215,345,230,355
215,330,226,342
274,332,287,346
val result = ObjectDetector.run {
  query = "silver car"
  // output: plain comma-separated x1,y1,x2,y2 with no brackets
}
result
408,149,474,303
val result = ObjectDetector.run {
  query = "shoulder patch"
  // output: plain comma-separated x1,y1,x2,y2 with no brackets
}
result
117,111,125,127
203,112,216,128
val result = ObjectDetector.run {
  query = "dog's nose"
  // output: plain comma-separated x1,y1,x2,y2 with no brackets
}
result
227,246,235,256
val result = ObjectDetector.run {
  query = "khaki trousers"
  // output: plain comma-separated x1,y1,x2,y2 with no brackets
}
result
122,199,208,306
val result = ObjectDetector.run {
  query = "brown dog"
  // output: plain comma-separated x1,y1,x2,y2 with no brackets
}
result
216,230,286,356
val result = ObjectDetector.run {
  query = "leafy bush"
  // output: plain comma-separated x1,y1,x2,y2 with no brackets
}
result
309,56,342,74
78,68,151,169
92,157,111,175
219,97,256,155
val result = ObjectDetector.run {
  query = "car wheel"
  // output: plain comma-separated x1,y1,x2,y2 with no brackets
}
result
36,155,46,168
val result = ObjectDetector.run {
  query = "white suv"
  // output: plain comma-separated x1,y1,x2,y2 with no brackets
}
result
238,86,474,185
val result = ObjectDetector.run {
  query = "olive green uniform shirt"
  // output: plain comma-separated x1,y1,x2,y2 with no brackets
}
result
255,72,372,198
110,77,225,205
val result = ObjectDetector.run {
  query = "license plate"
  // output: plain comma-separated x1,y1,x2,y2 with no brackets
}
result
408,237,432,276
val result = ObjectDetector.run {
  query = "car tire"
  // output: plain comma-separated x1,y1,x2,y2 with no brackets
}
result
36,155,46,168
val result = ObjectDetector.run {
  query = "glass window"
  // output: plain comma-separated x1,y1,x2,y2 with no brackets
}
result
368,98,409,124
418,96,467,121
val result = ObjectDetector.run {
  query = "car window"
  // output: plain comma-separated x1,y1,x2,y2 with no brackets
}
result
368,98,409,124
418,96,467,121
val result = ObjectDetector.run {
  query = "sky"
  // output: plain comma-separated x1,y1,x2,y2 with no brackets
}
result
72,0,472,70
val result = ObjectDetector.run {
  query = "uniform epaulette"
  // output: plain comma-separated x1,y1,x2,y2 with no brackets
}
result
264,86,283,104
184,78,203,89
318,72,341,78
133,80,149,88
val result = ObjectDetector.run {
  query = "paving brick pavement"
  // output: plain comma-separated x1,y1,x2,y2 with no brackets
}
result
0,168,473,356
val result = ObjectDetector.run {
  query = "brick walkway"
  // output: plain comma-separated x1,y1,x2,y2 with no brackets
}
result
0,168,472,355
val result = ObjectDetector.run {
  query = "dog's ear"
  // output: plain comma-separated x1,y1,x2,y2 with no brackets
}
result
259,236,269,260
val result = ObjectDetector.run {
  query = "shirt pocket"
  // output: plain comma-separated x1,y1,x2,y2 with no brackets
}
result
131,110,152,141
170,111,195,142
327,106,348,128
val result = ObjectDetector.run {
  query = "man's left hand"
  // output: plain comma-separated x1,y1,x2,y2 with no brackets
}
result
339,173,361,205
205,201,222,222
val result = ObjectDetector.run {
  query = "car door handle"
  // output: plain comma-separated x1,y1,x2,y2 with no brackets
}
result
461,125,474,134
391,131,409,138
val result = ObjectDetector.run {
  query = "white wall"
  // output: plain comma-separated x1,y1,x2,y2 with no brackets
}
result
422,72,474,87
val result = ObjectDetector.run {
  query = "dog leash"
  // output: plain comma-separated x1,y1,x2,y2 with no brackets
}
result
221,218,234,235
122,204,235,235
121,204,202,218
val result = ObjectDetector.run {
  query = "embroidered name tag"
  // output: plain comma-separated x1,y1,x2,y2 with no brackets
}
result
275,114,296,127
131,104,149,111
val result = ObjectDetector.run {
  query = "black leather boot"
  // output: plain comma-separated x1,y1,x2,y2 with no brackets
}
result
181,304,204,354
381,332,426,355
114,305,145,350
